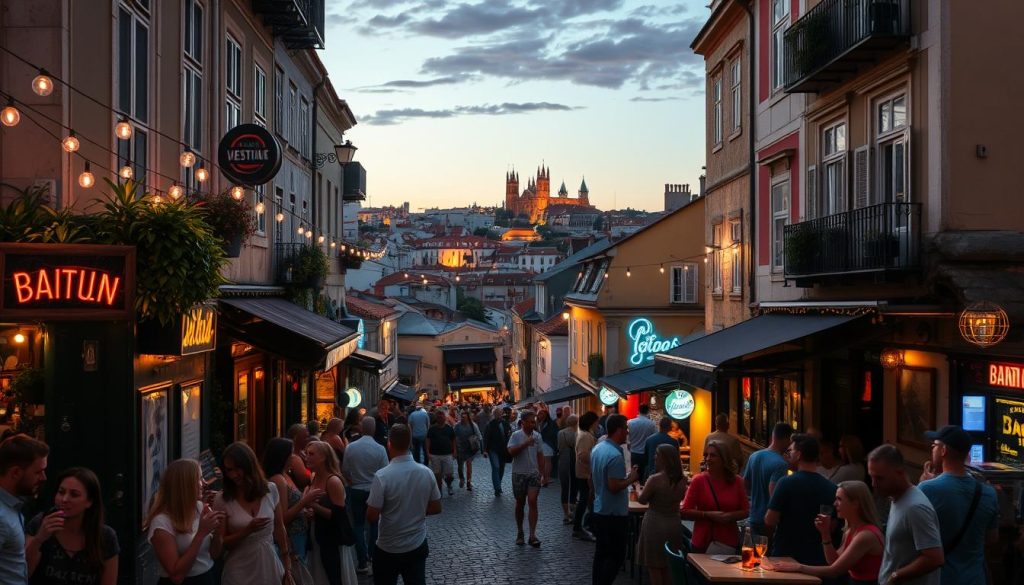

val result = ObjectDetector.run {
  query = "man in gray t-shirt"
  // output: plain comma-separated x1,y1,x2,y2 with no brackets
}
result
507,411,544,547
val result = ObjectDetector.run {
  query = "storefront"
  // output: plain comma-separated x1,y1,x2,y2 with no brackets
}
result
952,358,1024,468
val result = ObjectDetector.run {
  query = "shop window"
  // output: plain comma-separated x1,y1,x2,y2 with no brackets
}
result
180,382,202,460
738,376,802,445
236,372,249,441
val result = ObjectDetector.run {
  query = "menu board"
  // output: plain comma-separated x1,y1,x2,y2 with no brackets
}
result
994,396,1024,466
962,395,986,432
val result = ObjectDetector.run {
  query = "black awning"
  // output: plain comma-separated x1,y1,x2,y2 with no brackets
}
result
443,347,496,365
219,298,358,371
515,383,593,408
448,379,500,390
345,348,387,370
384,382,417,403
654,314,862,388
598,366,679,395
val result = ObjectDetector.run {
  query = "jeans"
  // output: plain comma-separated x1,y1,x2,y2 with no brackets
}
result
591,514,629,585
573,482,591,531
289,530,308,564
488,451,506,494
373,539,428,585
346,487,377,568
411,437,427,463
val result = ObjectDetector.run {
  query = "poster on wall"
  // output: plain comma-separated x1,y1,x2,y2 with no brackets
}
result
181,383,202,460
994,396,1024,467
141,386,169,519
897,367,936,449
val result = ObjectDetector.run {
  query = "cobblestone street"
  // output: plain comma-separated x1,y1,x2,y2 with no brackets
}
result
357,454,636,585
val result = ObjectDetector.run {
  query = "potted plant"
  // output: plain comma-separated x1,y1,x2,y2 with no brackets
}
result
783,225,817,275
292,243,329,290
863,230,899,266
198,190,256,258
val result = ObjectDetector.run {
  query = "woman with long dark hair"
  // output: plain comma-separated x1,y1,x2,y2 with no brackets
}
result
214,442,291,585
637,444,688,585
263,438,324,568
27,467,119,585
145,460,222,585
304,441,357,585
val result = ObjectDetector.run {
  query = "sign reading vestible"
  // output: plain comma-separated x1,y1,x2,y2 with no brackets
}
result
664,389,695,420
217,124,283,186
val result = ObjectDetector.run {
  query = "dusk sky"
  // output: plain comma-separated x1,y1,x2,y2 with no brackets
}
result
321,0,708,212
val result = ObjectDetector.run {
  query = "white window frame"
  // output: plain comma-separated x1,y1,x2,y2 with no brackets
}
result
711,223,723,294
274,66,285,137
288,84,298,146
254,64,267,125
225,35,242,130
713,76,723,145
730,219,742,293
731,58,741,132
771,0,789,91
771,176,790,273
182,0,202,193
116,4,150,184
821,120,847,216
670,263,698,304
876,93,910,204
254,183,266,235
299,97,310,158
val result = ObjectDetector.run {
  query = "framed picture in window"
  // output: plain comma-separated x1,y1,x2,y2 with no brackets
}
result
897,367,936,449
140,384,170,520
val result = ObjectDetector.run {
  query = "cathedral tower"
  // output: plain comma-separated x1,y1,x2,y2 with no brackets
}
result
579,176,590,206
505,170,519,212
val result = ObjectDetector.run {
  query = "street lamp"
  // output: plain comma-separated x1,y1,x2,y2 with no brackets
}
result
334,140,358,165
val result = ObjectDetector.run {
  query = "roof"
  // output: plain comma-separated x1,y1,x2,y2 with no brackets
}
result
513,298,535,316
534,238,613,283
577,195,703,263
373,272,452,293
397,311,499,336
534,313,568,336
522,248,562,256
345,294,397,320
546,203,597,215
413,234,500,249
579,177,589,193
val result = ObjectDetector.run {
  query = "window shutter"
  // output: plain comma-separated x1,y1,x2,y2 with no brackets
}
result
853,145,870,208
806,165,817,219
902,130,911,203
838,153,849,212
685,265,698,303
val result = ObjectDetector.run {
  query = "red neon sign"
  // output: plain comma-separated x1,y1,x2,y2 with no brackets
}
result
11,268,121,306
991,362,1024,391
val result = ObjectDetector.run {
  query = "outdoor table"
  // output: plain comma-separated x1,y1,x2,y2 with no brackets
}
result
627,500,648,581
686,554,822,584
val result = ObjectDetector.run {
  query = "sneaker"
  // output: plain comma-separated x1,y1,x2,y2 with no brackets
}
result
573,529,596,542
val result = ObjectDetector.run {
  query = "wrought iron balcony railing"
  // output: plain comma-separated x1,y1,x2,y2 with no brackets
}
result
253,0,325,50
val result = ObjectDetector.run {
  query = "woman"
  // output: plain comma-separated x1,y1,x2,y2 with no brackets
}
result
536,408,558,486
304,440,358,585
342,409,363,444
557,414,579,524
680,441,748,553
27,468,119,585
263,438,324,566
321,418,346,466
832,435,867,483
573,411,599,540
772,480,883,585
145,460,223,584
668,419,690,448
214,442,291,585
454,410,482,491
637,444,688,585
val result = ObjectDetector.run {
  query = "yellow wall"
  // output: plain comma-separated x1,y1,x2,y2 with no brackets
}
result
568,306,606,387
398,324,505,400
689,388,714,476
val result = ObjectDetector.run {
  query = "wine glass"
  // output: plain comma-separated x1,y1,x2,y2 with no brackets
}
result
753,535,768,572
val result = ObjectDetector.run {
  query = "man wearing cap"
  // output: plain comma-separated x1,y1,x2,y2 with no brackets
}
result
918,425,999,585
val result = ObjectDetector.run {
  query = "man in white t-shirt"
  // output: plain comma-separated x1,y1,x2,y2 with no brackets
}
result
507,411,545,548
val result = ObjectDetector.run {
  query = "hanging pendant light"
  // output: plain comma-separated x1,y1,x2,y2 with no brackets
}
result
180,150,197,168
31,72,54,96
114,118,133,140
230,186,245,201
195,166,209,182
168,183,184,200
1,100,20,127
62,131,80,153
78,163,95,188
958,301,1010,348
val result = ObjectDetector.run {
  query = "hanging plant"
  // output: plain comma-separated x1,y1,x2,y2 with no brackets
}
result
291,243,329,290
0,183,93,243
196,190,256,258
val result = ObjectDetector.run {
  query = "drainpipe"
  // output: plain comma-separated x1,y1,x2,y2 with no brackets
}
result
736,0,757,308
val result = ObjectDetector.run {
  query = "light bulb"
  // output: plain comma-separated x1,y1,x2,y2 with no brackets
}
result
604,272,609,278
305,229,313,238
12,333,25,344
168,184,184,200
318,235,325,243
341,245,346,251
62,132,80,153
1,104,20,127
275,212,284,222
626,267,631,278
255,202,265,213
151,194,164,205
31,73,54,96
230,186,245,200
298,225,305,235
119,165,133,180
456,275,461,282
195,167,209,182
115,119,133,139
180,151,196,168
659,264,665,274
78,163,95,188
330,241,336,248
404,272,409,278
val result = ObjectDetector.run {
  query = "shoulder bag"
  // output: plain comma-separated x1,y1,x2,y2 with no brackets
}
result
944,480,983,555
468,423,481,454
705,476,741,554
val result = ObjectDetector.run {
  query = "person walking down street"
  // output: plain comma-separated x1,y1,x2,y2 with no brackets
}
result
680,441,748,553
626,405,657,481
145,459,223,585
367,424,442,585
573,411,599,541
373,400,396,447
214,442,291,585
342,409,364,444
342,418,390,575
286,423,312,490
304,441,358,585
742,422,793,537
832,435,867,484
0,435,49,584
773,480,884,585
426,411,457,496
507,411,545,548
589,414,639,585
557,414,579,524
454,411,483,491
637,444,688,585
868,444,944,585
483,407,513,497
26,467,120,585
536,408,558,486
263,438,322,568
644,417,679,482
407,404,430,464
704,413,743,473
764,434,838,566
918,425,998,585
475,405,493,436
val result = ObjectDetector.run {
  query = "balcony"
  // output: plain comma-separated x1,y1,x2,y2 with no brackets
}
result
783,202,920,284
253,0,325,50
783,0,910,93
343,163,367,201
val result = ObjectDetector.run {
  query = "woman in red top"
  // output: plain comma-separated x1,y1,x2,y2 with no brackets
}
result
680,441,749,552
772,480,883,585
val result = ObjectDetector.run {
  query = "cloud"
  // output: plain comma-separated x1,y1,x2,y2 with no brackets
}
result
350,74,478,94
411,3,545,38
629,96,681,102
363,101,579,125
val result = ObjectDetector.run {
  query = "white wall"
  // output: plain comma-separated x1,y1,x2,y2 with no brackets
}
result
535,334,569,396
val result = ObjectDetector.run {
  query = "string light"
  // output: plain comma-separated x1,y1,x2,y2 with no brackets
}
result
78,162,94,188
114,118,133,140
330,241,336,248
151,194,164,205
230,186,245,201
1,100,20,126
180,150,196,168
119,164,133,180
305,229,313,239
255,201,265,214
168,183,183,200
31,72,54,96
276,212,284,222
297,225,305,235
659,264,665,274
604,271,609,278
195,166,209,182
61,131,80,153
626,267,631,278
318,234,325,243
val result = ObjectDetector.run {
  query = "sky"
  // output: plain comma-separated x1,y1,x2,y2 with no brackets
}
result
321,0,709,212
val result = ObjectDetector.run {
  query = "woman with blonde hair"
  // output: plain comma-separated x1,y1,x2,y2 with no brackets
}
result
304,440,358,585
772,480,883,584
145,459,224,584
680,441,748,553
832,435,867,483
637,444,688,585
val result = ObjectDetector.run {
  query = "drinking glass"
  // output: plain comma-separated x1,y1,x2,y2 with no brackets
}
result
819,504,834,516
753,536,768,571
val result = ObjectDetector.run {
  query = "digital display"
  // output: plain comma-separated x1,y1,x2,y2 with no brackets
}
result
962,395,986,432
994,396,1024,466
969,444,984,465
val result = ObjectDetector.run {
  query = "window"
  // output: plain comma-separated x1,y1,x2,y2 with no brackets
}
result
730,220,742,293
711,223,723,294
254,183,266,234
670,264,698,304
254,65,267,125
570,319,577,363
288,84,298,145
225,36,242,130
299,97,310,158
182,1,202,193
738,376,801,446
274,66,284,136
877,94,909,203
184,0,203,63
118,6,149,124
821,121,847,216
713,76,723,145
771,0,789,91
771,177,789,272
731,59,741,131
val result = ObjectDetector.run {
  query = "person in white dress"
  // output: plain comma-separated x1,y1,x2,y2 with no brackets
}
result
214,442,292,585
304,440,358,585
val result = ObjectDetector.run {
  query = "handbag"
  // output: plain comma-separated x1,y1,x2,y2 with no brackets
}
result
468,423,481,453
326,475,357,546
705,476,740,553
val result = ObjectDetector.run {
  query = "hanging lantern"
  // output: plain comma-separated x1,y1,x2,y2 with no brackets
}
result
114,119,133,140
330,241,336,248
879,348,905,369
230,185,245,200
78,163,95,188
1,102,20,127
31,73,54,96
958,301,1010,348
168,183,184,200
62,131,80,153
305,229,313,239
195,166,209,182
180,150,197,168
318,234,325,244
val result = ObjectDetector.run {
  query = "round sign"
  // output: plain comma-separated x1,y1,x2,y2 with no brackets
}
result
346,388,362,408
599,387,620,406
217,123,283,186
664,389,695,420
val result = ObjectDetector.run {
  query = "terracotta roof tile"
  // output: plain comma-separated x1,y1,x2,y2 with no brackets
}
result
345,295,398,320
535,313,568,336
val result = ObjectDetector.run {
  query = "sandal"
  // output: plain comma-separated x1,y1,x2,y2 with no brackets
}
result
516,534,525,546
528,537,541,548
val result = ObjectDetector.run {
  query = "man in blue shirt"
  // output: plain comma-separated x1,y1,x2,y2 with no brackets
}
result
643,417,678,481
919,425,999,585
407,404,431,464
590,414,639,585
742,422,792,537
0,435,49,585
626,405,657,480
764,434,837,564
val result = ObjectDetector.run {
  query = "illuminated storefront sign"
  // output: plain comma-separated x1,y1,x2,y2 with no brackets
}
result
346,388,363,408
627,318,681,366
995,396,1024,463
664,389,695,420
356,318,366,349
599,387,620,406
181,306,217,355
990,362,1024,391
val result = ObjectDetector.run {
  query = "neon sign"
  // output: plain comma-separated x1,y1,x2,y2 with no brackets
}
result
599,387,620,406
12,268,120,306
664,389,695,420
627,318,681,366
347,388,363,408
181,306,217,355
990,362,1024,391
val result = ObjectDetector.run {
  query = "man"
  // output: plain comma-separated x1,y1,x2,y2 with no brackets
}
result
507,411,545,547
483,407,513,496
869,444,943,585
704,413,743,472
475,404,493,437
0,435,49,584
764,434,838,565
373,399,395,446
919,425,997,585
425,411,457,495
407,404,430,464
596,404,617,439
286,423,312,488
643,417,678,481
367,424,441,585
342,417,390,575
816,437,840,481
626,405,657,480
742,422,792,537
590,414,638,585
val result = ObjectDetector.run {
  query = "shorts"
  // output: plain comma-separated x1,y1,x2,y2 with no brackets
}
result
428,454,454,477
512,472,541,500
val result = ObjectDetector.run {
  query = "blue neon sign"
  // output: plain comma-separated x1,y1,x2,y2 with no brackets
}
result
356,318,366,349
627,318,681,366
